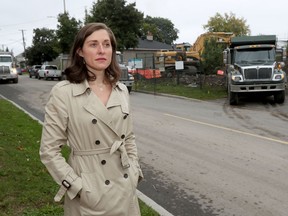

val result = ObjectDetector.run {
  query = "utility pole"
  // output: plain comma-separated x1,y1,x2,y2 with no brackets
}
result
63,0,66,13
19,29,27,69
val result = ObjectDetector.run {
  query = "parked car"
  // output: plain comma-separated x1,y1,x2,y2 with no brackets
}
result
38,65,62,80
16,67,22,75
29,65,42,78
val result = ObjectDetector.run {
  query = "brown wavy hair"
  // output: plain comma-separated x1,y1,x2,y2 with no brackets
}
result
65,23,121,85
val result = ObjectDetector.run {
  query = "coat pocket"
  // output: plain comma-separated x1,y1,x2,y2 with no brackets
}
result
79,172,110,210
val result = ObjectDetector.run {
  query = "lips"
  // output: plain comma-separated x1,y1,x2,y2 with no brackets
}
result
96,58,106,61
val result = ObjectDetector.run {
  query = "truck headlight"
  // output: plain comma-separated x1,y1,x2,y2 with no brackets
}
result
231,75,242,82
128,74,134,81
11,68,17,74
273,74,284,80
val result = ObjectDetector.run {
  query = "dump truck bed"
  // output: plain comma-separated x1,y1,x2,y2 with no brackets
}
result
230,35,276,47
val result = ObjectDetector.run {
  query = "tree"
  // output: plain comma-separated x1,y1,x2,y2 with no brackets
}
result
201,38,226,74
203,12,250,36
141,16,179,44
25,28,59,65
56,13,82,54
85,0,143,50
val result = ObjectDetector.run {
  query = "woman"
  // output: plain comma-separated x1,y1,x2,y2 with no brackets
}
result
40,23,143,216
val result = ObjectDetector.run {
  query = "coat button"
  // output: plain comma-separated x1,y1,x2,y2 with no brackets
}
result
95,140,100,145
105,180,110,185
124,173,128,178
92,119,97,124
121,134,125,139
123,114,128,119
101,160,106,165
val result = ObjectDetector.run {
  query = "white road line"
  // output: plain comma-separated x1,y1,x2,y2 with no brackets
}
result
164,113,288,145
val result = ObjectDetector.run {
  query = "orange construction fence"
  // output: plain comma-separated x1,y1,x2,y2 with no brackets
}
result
128,68,161,79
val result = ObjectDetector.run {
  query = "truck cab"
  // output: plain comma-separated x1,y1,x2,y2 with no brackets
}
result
116,51,134,93
223,35,286,105
0,52,18,83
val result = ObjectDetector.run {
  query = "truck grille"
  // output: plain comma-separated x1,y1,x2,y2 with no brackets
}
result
0,66,10,75
244,68,272,80
119,67,128,81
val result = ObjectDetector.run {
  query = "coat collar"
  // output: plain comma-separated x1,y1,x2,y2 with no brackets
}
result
71,80,125,97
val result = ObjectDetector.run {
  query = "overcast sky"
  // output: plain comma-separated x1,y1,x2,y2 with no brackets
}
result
1,0,287,56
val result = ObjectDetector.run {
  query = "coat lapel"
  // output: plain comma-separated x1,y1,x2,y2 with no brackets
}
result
83,92,114,129
107,83,129,114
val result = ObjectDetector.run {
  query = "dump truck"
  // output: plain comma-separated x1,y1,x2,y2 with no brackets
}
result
221,35,286,105
0,52,18,83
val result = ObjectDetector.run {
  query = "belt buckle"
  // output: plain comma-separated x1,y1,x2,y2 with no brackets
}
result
62,180,71,189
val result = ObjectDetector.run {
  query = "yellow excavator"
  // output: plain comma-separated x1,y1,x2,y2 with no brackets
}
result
155,32,234,75
185,32,234,61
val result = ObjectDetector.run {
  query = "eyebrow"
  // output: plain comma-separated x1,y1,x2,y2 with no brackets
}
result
86,39,111,43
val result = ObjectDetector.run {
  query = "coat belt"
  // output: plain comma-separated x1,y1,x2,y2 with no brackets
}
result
72,140,130,169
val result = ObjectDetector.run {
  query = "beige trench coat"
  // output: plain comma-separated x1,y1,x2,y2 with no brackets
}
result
40,80,143,216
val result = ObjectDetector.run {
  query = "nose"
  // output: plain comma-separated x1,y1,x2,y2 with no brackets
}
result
98,44,105,53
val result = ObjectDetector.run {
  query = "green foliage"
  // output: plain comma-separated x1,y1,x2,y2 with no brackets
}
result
141,16,179,44
0,99,62,215
201,38,226,74
0,99,158,216
139,199,160,216
25,28,60,65
134,80,227,100
85,0,144,50
56,13,82,54
203,12,250,36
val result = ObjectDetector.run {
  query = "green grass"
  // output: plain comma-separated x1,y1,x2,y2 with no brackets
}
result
0,99,159,216
134,80,227,100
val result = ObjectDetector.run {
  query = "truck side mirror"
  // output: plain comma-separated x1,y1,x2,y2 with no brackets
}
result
282,47,286,62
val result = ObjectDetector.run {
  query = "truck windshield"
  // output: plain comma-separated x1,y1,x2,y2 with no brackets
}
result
0,56,13,62
234,47,275,64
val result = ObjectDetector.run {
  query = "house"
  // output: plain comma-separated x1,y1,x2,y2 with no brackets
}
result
123,35,173,69
15,53,25,66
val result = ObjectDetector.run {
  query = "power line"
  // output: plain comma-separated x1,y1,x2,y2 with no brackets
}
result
0,18,49,28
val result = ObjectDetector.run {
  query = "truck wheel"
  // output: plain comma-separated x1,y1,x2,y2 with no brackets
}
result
228,86,239,105
274,91,285,104
13,78,18,84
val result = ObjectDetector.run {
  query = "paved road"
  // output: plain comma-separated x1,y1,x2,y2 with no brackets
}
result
1,76,288,216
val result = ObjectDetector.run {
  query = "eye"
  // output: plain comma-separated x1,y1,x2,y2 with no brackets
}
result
104,43,111,48
90,43,97,47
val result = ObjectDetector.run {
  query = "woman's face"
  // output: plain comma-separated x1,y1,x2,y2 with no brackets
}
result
78,29,113,73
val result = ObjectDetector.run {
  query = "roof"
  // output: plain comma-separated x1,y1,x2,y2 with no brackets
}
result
130,38,173,51
231,35,276,47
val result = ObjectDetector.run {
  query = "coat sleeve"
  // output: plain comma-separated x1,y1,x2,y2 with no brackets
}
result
39,83,82,200
122,88,144,180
